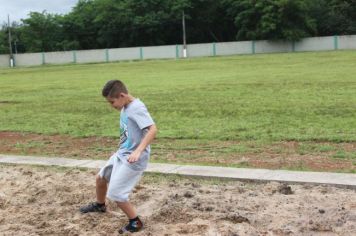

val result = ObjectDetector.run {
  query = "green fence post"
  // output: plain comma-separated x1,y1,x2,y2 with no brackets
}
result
212,42,216,56
73,50,77,63
334,35,338,50
41,52,45,65
176,45,179,59
251,40,256,54
292,41,296,52
105,49,109,62
140,47,143,60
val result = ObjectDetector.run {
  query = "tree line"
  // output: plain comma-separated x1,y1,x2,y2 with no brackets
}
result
1,0,355,54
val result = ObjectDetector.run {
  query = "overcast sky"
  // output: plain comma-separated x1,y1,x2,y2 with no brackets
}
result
0,0,78,24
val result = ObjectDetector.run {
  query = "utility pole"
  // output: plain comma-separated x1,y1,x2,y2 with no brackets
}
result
8,15,14,67
182,10,187,58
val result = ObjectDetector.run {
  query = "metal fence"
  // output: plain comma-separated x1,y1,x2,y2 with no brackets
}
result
0,35,355,68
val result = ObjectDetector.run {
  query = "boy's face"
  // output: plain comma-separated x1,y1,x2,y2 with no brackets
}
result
106,93,125,110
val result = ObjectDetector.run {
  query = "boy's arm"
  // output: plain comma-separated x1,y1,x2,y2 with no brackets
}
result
127,124,158,163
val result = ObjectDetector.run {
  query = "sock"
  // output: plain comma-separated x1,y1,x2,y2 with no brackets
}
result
119,217,143,234
129,216,139,223
96,202,105,207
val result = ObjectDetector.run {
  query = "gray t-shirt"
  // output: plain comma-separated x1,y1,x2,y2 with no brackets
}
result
116,99,155,171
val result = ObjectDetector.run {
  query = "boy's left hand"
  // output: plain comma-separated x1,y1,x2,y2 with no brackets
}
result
127,150,141,163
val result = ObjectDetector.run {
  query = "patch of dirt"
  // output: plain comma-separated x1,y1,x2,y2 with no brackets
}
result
0,165,355,235
0,131,117,160
0,131,355,172
278,184,294,195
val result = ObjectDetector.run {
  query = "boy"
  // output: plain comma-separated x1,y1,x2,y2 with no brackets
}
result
80,80,157,234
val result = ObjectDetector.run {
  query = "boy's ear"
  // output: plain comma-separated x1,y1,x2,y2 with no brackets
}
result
114,93,122,99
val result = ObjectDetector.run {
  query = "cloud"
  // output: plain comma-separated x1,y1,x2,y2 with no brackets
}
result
0,0,78,24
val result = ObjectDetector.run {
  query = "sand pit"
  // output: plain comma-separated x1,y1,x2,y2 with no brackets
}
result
0,164,355,235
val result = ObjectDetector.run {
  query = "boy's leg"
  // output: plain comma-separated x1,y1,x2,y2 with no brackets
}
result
79,174,109,213
80,154,116,213
106,162,144,233
117,201,144,234
116,201,137,219
96,174,108,204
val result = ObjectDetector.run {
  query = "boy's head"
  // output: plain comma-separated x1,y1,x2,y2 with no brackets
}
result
102,80,129,110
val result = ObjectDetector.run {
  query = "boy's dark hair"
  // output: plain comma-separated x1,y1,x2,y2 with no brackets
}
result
102,80,128,98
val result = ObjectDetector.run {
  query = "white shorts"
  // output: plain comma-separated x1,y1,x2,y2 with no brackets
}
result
98,154,143,202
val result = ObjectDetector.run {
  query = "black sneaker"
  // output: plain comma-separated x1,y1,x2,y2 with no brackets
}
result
118,218,144,234
79,202,106,213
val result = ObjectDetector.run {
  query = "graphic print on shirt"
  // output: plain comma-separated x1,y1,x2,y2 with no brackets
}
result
119,112,131,149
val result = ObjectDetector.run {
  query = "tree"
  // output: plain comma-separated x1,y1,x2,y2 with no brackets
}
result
185,0,236,43
0,26,8,54
224,0,316,41
62,0,101,50
307,0,356,36
92,0,192,47
0,22,26,54
1,0,356,53
20,11,65,52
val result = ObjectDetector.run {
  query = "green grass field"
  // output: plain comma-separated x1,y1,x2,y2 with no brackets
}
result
0,50,355,142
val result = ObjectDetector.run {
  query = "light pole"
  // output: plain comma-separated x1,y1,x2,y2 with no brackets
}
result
182,10,187,58
7,15,14,67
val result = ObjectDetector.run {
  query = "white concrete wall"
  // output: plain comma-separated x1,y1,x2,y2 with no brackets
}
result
216,41,252,56
176,45,184,58
187,43,213,57
0,55,9,67
143,45,176,59
294,36,334,52
1,35,355,67
109,47,141,61
338,35,356,50
45,51,74,64
255,40,293,53
14,53,42,66
76,49,106,64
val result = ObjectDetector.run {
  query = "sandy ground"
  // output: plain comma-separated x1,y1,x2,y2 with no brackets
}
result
0,165,355,236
